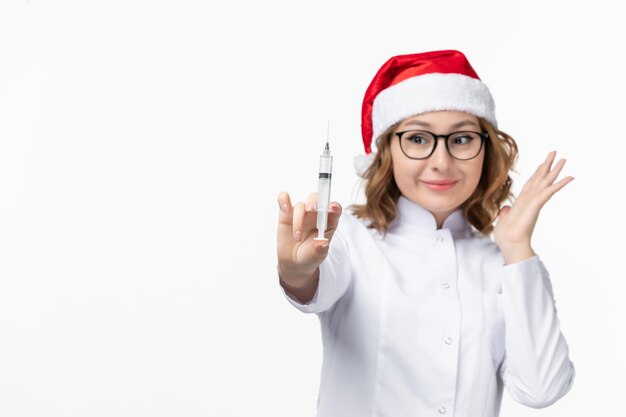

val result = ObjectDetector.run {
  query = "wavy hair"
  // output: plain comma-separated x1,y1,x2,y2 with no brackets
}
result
350,118,518,235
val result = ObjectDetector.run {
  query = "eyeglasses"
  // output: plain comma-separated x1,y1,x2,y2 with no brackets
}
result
394,130,488,160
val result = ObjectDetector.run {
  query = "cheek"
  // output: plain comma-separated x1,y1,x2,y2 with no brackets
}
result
392,156,423,185
390,145,410,179
467,157,485,189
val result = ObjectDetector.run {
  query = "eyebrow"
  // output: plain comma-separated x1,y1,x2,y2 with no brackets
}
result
403,119,479,129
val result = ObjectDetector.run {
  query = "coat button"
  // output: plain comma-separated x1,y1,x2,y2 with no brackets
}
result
439,406,447,414
442,283,450,290
436,236,444,243
444,337,452,345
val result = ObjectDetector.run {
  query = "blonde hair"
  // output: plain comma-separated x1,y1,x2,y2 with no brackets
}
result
350,118,518,235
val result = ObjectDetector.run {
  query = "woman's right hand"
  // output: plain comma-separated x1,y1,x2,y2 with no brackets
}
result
276,191,342,297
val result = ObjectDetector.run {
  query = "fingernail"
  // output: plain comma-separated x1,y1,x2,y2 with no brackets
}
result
294,230,302,241
306,203,317,212
281,203,289,214
319,239,329,248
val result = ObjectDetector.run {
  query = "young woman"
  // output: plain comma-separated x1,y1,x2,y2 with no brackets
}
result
276,50,575,417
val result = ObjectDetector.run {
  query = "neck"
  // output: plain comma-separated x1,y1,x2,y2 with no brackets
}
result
433,210,455,229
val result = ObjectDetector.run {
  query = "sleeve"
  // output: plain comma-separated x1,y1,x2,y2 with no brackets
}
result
498,255,575,408
278,216,353,314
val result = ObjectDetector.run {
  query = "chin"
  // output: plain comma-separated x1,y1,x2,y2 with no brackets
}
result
417,198,463,212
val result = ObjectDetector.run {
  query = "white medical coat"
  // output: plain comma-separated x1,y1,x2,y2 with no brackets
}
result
280,197,574,417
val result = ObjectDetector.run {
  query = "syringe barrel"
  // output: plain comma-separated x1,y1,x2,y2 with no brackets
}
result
318,153,333,174
316,154,333,235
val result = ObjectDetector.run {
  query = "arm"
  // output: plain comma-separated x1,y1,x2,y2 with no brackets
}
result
493,151,575,406
499,257,575,407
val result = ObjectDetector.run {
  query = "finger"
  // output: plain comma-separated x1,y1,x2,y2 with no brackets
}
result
311,237,331,260
524,152,553,190
543,158,567,185
305,192,318,212
277,191,293,222
532,150,557,178
292,202,306,241
541,176,575,202
525,151,560,191
321,202,343,239
543,150,557,171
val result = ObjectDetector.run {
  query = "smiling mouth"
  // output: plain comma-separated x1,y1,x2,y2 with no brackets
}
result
421,180,459,191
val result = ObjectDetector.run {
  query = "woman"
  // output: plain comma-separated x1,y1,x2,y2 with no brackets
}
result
276,50,574,417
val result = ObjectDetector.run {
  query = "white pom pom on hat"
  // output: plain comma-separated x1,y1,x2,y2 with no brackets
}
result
355,49,497,176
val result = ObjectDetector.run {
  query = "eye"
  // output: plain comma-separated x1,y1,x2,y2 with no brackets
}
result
450,133,476,145
404,132,432,145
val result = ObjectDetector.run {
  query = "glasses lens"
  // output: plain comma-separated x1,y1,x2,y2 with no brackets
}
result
447,132,483,160
399,131,435,159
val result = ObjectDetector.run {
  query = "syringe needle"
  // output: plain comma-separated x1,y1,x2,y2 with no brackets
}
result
326,120,330,142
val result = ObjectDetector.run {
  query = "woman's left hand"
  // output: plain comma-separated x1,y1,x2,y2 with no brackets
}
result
494,151,574,264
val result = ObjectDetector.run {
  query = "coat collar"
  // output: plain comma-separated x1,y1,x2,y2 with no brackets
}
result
389,196,470,238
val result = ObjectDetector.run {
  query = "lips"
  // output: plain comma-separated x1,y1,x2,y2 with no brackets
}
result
421,179,459,191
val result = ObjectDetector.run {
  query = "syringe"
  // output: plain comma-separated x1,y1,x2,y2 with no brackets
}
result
315,136,333,240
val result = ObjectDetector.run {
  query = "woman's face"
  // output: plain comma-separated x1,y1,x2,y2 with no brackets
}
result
390,111,485,227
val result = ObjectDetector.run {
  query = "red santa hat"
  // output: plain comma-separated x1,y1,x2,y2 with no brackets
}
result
355,49,497,176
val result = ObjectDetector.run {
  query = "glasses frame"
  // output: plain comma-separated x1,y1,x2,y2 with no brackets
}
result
394,130,489,160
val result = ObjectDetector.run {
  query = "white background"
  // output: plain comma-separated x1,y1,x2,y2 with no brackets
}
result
0,1,624,416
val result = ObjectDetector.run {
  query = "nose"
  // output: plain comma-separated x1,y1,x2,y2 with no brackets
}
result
429,138,453,171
